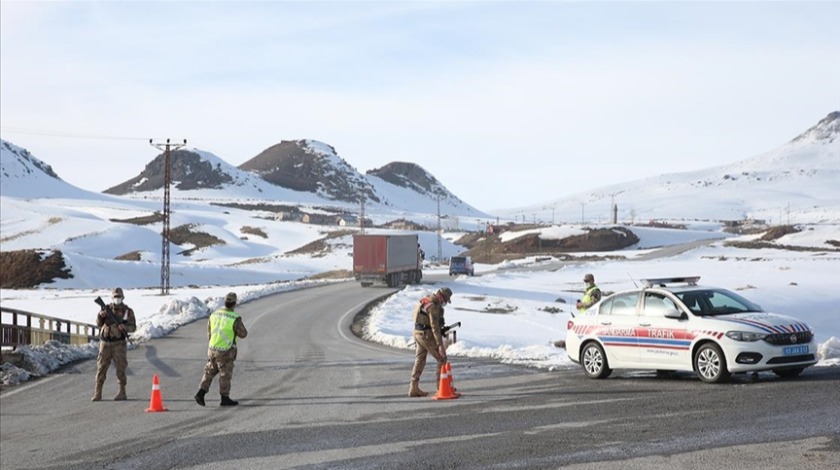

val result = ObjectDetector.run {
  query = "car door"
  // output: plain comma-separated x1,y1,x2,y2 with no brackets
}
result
637,292,691,368
593,292,641,366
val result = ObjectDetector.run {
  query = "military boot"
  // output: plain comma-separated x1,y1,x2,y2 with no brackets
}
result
91,381,104,402
220,395,239,407
114,384,127,401
408,381,428,397
194,388,207,407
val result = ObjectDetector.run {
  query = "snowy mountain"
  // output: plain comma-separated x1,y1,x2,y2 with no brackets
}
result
97,138,487,217
239,140,379,204
0,140,100,200
101,146,331,205
497,112,840,225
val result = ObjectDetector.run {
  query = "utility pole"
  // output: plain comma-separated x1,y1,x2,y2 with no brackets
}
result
436,196,442,261
150,138,186,295
580,202,586,225
360,197,366,234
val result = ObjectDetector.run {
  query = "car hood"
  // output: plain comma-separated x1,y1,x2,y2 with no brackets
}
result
713,312,812,334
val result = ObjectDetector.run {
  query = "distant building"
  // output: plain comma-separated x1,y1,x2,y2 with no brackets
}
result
384,218,425,231
336,215,373,227
301,213,335,225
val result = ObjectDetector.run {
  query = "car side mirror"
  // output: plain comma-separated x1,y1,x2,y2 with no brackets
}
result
664,309,684,319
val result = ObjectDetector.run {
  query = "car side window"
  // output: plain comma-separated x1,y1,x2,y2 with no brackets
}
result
642,293,676,317
603,293,638,316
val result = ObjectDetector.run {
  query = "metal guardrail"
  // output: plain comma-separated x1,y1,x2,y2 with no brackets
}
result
1,306,99,349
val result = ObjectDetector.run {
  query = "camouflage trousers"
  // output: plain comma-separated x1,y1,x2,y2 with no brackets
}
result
199,348,237,396
95,339,128,386
410,330,444,387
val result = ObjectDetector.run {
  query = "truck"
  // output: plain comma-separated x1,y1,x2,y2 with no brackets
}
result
353,233,423,287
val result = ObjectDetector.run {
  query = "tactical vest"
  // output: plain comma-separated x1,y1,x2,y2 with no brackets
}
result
209,308,240,351
102,304,131,341
413,296,437,329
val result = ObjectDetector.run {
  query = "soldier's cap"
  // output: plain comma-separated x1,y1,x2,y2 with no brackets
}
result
112,287,124,298
225,292,238,304
583,273,595,283
437,287,453,303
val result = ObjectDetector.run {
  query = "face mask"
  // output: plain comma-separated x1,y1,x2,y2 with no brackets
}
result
585,282,593,288
113,297,123,305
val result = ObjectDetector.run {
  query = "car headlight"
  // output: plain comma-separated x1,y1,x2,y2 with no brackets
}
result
726,331,767,342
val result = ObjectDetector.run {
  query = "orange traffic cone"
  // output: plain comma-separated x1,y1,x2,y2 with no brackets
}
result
433,362,461,400
145,374,168,412
446,362,458,392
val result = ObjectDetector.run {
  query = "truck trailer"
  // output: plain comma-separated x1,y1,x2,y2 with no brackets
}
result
352,234,423,287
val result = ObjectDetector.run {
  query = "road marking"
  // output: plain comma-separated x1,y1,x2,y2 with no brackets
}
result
1,374,61,397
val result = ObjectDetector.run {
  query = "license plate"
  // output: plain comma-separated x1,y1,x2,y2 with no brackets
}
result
783,345,809,355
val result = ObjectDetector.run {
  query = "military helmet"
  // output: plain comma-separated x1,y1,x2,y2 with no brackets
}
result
224,292,238,304
436,287,453,303
112,287,124,297
583,273,595,283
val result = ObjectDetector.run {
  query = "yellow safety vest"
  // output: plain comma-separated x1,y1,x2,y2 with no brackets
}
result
209,308,239,351
578,285,600,313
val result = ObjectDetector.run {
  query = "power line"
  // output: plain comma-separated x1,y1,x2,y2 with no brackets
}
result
1,126,147,141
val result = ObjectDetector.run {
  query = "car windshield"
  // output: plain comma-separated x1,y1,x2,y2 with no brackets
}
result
675,289,763,316
450,257,466,264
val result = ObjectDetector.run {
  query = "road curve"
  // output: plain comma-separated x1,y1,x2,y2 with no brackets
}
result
1,281,838,470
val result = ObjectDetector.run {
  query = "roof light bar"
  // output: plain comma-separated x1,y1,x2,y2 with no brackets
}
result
641,276,701,287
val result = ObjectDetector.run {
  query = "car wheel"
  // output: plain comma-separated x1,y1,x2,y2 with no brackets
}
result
773,367,805,379
694,343,730,383
581,342,612,379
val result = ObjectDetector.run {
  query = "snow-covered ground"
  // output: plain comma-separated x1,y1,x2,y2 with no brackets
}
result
3,225,838,386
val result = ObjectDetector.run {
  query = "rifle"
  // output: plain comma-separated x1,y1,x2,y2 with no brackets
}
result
407,322,463,348
94,296,133,344
441,322,461,336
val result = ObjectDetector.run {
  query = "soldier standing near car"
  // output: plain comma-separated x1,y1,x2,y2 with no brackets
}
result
92,287,136,401
576,273,602,314
409,287,452,397
195,292,248,407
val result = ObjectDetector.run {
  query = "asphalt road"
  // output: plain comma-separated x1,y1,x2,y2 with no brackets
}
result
1,281,838,470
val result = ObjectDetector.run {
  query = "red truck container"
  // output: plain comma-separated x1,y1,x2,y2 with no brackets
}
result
353,234,423,287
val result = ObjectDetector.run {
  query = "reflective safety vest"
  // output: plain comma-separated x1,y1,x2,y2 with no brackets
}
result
578,285,600,313
208,308,240,351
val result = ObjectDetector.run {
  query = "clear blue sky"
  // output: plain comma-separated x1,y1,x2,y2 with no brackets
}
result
1,1,838,211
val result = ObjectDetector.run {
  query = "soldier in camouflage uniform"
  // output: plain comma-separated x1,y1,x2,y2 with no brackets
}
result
194,292,248,407
92,287,137,401
409,287,452,397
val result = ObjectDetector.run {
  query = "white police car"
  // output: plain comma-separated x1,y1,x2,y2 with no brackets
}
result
565,277,818,383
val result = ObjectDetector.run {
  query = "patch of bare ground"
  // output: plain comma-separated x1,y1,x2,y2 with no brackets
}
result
0,250,73,288
240,226,268,239
286,230,354,257
169,224,225,256
760,225,800,241
115,251,144,261
723,241,840,252
110,213,164,225
460,227,640,264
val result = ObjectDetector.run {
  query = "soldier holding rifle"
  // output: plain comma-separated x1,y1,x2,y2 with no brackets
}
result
91,287,136,401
